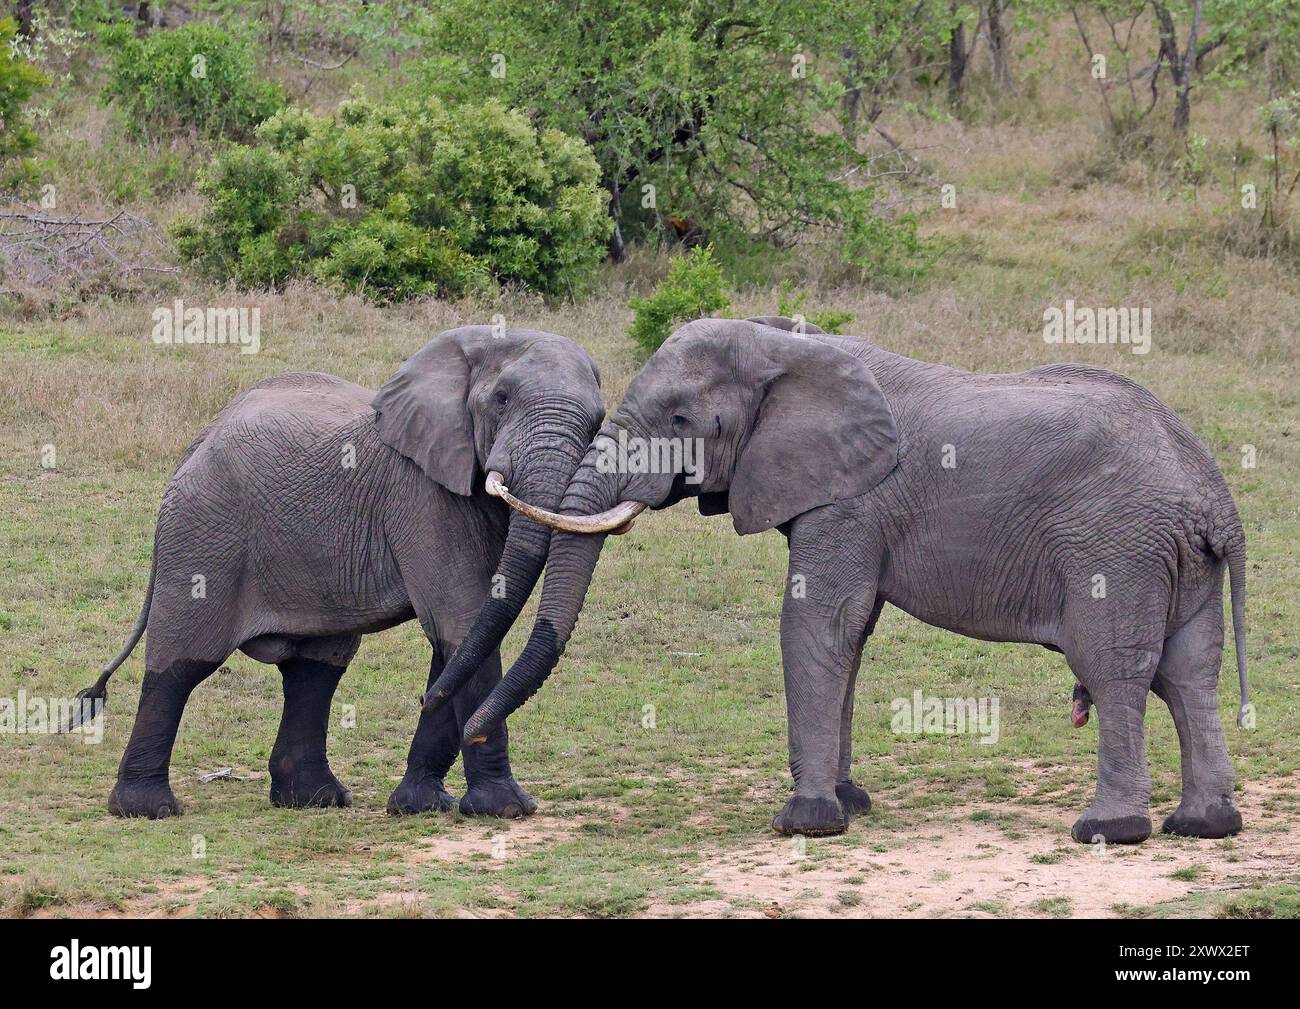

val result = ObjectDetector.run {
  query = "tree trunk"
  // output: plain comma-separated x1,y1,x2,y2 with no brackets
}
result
987,1,1012,91
16,0,34,38
606,176,626,263
948,16,968,107
841,46,864,141
1153,0,1201,134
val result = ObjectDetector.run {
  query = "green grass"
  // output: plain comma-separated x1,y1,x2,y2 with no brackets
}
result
1032,896,1074,918
2,271,1294,917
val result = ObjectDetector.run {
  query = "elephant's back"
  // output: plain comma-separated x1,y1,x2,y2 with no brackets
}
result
174,372,374,476
224,371,373,428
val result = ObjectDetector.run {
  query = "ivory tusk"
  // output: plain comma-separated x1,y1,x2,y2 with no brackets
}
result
485,471,646,535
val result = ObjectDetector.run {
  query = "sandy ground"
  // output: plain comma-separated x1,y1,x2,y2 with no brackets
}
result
643,773,1300,919
27,773,1299,918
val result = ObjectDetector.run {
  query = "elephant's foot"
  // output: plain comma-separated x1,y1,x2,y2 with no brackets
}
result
387,773,456,816
1161,797,1242,839
109,778,181,819
269,759,351,809
835,781,872,817
772,794,848,837
459,777,537,819
1071,804,1151,845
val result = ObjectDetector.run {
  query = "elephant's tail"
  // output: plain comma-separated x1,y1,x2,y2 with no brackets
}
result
1226,539,1250,728
66,552,156,731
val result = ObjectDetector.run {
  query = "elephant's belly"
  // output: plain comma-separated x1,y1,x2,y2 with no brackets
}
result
886,594,1063,649
879,559,1064,650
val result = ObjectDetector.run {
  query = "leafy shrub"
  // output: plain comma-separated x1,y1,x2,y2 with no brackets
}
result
173,95,611,301
776,281,854,335
842,197,938,286
99,22,283,141
0,18,47,166
627,246,731,354
421,1,943,278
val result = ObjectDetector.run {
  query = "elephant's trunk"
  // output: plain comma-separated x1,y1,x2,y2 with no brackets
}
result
420,406,592,714
461,442,620,742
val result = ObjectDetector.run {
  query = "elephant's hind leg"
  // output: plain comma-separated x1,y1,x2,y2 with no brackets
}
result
1153,599,1241,839
1066,637,1162,845
110,658,222,818
269,636,358,809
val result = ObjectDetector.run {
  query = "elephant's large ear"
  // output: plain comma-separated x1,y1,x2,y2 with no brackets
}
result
372,331,478,496
729,332,898,535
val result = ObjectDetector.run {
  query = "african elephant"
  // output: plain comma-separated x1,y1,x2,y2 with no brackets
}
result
429,316,1250,844
74,326,605,820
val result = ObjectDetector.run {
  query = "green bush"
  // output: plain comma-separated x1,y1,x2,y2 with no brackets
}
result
99,21,283,141
776,281,854,335
0,18,47,166
627,247,731,354
420,1,944,279
173,95,611,301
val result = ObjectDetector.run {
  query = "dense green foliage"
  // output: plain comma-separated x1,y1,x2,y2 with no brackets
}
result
99,22,283,140
627,246,731,352
418,0,943,277
0,18,47,166
173,95,611,301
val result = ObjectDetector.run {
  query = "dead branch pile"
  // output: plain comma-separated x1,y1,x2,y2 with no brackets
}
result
0,195,178,288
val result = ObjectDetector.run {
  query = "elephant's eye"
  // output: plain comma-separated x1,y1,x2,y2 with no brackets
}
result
671,414,689,432
494,389,509,408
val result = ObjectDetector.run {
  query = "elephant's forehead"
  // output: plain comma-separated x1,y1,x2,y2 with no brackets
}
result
514,340,596,380
629,357,714,408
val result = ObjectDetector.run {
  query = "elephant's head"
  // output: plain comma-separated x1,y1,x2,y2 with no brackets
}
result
372,325,605,705
451,316,899,741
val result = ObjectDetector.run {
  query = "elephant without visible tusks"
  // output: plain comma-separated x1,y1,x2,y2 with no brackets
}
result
440,316,1250,845
74,326,605,820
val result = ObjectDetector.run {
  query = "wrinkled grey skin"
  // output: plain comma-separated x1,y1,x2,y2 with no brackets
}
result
461,317,1248,844
80,326,604,820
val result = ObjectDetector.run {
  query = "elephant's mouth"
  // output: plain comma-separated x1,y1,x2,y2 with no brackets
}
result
653,471,699,510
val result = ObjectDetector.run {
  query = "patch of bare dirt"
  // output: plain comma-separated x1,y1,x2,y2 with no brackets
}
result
398,812,578,866
346,812,580,916
27,875,213,919
643,774,1300,918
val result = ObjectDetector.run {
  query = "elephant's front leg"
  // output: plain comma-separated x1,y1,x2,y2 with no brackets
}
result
771,522,876,837
453,649,537,818
387,647,460,815
834,596,885,818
